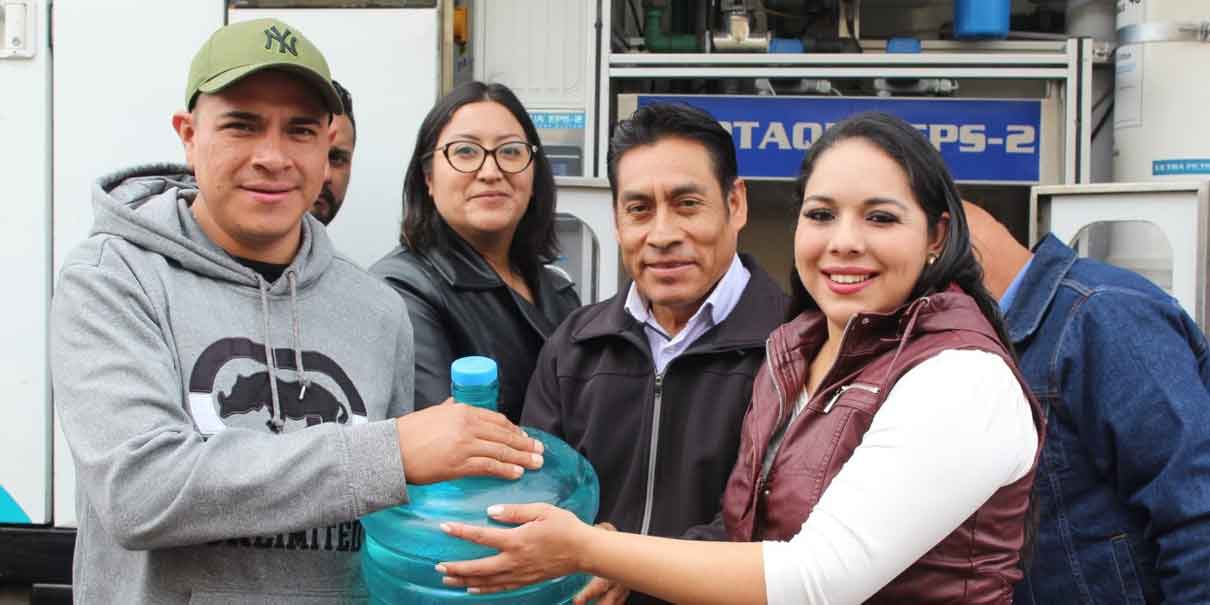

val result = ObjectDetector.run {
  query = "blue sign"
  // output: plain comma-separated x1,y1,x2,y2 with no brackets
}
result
1154,159,1210,176
635,95,1043,183
530,111,586,130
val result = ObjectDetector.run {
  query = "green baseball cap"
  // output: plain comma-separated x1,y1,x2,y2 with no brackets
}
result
186,18,343,114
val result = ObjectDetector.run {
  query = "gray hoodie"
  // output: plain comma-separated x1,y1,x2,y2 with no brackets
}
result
50,165,413,604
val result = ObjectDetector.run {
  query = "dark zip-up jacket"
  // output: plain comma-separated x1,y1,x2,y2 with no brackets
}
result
724,286,1043,603
371,227,580,424
522,254,788,544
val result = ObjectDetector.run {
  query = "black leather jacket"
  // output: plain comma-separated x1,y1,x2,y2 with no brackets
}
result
370,233,580,424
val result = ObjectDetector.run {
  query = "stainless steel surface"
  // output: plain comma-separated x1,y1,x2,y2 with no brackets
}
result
1118,20,1210,44
554,176,610,189
712,11,770,52
610,51,1073,66
610,66,1071,79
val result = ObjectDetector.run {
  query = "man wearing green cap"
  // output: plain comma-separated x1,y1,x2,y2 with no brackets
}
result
50,18,543,603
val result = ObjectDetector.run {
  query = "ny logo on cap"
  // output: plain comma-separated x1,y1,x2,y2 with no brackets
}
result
263,25,299,56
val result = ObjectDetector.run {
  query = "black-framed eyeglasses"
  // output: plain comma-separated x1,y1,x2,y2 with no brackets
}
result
425,140,539,174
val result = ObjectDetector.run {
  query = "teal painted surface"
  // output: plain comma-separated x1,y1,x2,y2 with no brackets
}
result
1154,159,1210,176
0,485,31,523
529,112,585,130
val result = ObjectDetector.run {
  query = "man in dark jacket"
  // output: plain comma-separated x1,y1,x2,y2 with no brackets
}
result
521,103,788,605
966,202,1210,604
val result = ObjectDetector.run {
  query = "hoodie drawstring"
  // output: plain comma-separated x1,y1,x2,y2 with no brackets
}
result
288,270,310,400
258,276,286,434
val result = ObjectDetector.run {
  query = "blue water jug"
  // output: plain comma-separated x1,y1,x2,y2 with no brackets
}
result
954,0,1010,40
361,356,600,604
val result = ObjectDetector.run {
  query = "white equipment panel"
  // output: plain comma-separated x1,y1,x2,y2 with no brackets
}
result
474,0,591,109
474,0,597,178
1032,181,1210,333
0,0,51,525
51,1,224,273
555,178,619,302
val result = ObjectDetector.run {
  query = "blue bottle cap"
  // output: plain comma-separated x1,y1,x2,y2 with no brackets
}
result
450,356,497,387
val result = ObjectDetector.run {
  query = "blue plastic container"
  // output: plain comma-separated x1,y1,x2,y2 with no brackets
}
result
769,37,805,54
886,36,923,54
954,0,1010,40
361,357,600,604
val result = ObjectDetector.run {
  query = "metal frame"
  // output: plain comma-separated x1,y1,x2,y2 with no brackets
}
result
1076,37,1094,184
595,0,613,179
583,1,600,181
594,6,1093,187
1031,181,1210,332
554,176,619,302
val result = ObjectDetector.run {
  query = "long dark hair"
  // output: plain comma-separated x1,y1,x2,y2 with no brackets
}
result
400,81,559,280
788,112,1013,354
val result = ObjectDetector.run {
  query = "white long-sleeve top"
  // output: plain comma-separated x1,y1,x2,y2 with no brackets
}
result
762,349,1038,605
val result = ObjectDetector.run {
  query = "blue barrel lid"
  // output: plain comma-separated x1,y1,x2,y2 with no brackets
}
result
769,37,804,54
450,356,497,386
886,37,922,54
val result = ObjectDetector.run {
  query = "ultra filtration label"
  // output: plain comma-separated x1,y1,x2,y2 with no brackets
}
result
636,95,1043,183
1154,159,1210,176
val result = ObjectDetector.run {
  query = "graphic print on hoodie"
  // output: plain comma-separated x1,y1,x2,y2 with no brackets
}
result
190,337,370,434
50,164,414,603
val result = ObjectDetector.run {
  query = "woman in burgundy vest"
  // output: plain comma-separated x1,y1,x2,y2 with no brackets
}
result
436,112,1043,605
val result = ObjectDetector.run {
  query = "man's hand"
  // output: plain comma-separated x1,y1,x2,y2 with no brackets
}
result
437,503,595,593
574,522,629,605
396,399,544,484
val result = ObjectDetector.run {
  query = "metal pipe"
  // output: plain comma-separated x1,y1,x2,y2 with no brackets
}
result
644,7,700,52
712,10,770,52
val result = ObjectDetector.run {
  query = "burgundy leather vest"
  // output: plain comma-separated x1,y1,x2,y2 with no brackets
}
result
722,287,1043,604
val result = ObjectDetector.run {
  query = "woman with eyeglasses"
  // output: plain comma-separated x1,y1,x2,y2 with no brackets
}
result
371,82,579,423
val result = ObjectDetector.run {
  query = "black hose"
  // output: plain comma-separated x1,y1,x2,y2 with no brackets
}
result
628,0,645,36
611,29,631,52
1090,101,1114,140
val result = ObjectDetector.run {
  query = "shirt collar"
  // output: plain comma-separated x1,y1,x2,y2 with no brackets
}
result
624,254,751,330
1002,234,1079,344
998,256,1034,314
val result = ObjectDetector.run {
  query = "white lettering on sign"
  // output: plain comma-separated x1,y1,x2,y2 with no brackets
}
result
716,120,1037,155
792,122,821,149
1006,125,1037,154
731,121,760,149
929,124,959,149
960,125,986,152
759,122,791,150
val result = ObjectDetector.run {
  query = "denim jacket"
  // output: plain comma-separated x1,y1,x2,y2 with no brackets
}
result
1009,235,1210,605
